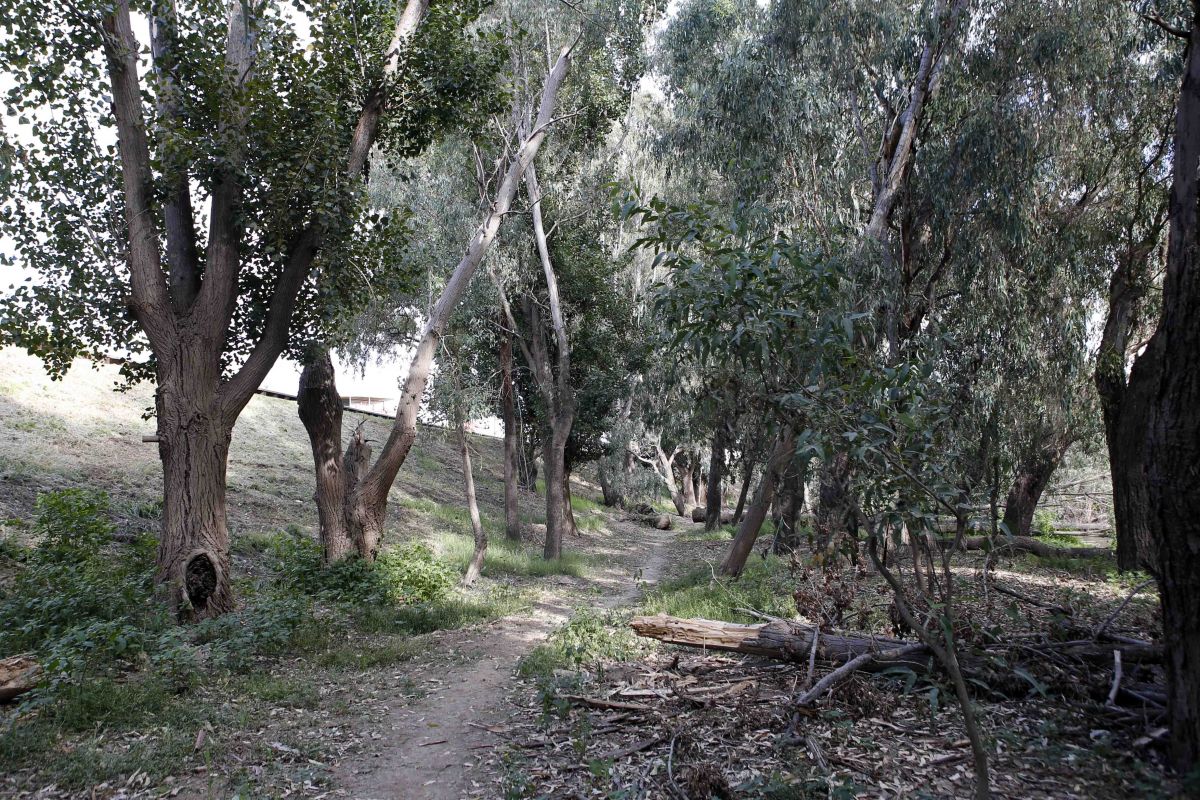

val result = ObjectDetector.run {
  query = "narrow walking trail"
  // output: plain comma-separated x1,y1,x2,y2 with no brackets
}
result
333,518,675,800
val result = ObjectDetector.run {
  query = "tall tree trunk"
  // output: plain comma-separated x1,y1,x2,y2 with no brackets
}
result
733,454,754,524
815,452,851,550
342,46,575,561
499,314,521,541
1145,19,1200,773
103,0,432,617
297,348,357,564
772,455,806,556
678,454,698,512
543,423,570,559
704,425,727,531
459,412,487,585
655,443,687,516
153,348,234,620
1000,440,1070,538
720,431,795,577
562,468,578,537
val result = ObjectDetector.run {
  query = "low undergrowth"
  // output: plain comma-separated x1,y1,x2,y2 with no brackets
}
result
517,609,642,680
0,489,523,793
639,556,795,622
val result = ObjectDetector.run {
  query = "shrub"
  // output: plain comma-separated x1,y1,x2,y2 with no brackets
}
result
267,532,455,606
0,490,164,701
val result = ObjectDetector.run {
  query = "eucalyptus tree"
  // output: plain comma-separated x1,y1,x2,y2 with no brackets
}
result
485,0,659,558
297,38,577,563
0,0,478,618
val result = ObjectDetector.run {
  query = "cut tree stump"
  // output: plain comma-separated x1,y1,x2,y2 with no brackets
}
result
0,655,41,703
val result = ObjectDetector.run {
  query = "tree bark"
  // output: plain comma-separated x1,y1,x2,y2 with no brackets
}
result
459,412,487,585
629,615,1160,674
704,425,727,531
719,431,795,577
772,455,806,555
678,454,698,511
1145,16,1200,773
499,313,521,541
297,349,357,564
815,452,851,550
562,468,578,537
153,349,234,620
733,454,754,524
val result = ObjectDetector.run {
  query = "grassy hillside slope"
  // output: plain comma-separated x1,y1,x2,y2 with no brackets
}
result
0,346,536,558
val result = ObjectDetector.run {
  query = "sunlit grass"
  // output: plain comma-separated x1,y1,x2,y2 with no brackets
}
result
430,531,594,578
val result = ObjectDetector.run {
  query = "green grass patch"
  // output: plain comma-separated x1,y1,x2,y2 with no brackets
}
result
639,557,795,622
314,637,421,670
518,610,640,679
431,532,592,578
353,586,531,635
679,524,736,543
1035,531,1083,547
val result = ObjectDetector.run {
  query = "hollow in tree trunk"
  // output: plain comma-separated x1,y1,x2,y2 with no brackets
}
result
155,358,235,621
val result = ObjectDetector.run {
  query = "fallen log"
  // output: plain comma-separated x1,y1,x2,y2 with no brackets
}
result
948,535,1111,559
630,615,934,673
691,507,736,524
629,615,1162,694
0,655,41,703
631,513,673,530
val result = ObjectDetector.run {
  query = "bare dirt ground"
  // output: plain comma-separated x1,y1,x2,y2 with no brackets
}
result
333,519,675,800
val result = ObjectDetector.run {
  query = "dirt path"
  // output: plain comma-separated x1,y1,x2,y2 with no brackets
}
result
333,519,675,800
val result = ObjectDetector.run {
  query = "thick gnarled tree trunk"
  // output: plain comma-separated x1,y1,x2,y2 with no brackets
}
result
1000,437,1071,538
1145,18,1200,773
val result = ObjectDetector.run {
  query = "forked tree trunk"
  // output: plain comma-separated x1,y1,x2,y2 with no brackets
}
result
459,413,487,585
103,0,431,619
679,455,698,511
499,315,521,541
1145,20,1200,772
704,425,727,531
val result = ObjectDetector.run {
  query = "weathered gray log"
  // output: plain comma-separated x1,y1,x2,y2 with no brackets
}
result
632,514,673,530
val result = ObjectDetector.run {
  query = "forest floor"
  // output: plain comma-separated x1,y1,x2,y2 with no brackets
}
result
0,348,1178,799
